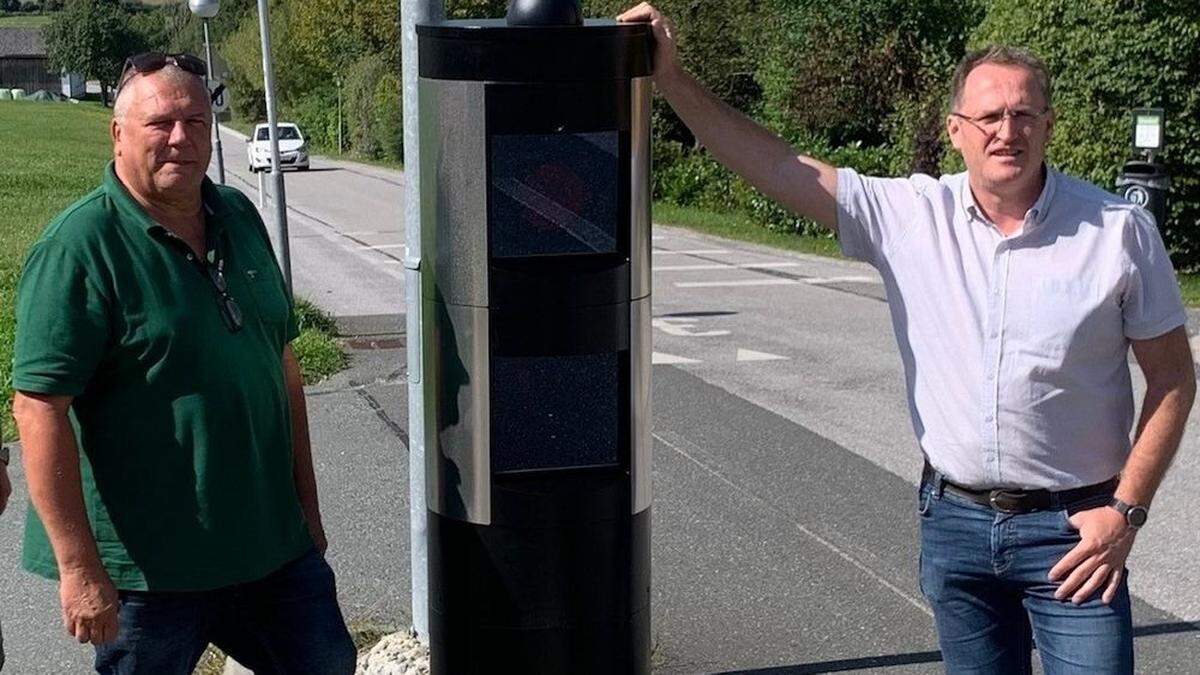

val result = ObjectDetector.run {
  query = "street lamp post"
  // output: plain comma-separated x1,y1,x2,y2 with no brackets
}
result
336,75,343,154
188,0,225,185
254,0,293,293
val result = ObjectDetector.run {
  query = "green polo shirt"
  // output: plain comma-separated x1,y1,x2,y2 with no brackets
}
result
12,162,311,591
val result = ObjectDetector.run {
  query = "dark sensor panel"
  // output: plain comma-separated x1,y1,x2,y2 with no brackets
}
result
490,352,620,472
490,131,621,258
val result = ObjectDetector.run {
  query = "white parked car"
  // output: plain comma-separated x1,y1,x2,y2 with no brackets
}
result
247,122,310,172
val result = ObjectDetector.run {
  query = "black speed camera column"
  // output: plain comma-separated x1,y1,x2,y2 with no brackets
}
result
416,3,653,672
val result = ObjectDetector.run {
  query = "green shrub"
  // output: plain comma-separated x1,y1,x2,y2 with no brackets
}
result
283,86,339,152
972,0,1200,267
343,53,392,159
372,71,403,162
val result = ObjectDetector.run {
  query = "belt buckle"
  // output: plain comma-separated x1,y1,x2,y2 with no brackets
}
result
988,489,1027,513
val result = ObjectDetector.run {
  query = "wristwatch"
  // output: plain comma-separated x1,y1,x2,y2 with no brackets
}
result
0,445,9,466
1109,498,1149,529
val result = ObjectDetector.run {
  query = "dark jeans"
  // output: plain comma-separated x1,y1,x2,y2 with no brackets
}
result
94,548,356,675
918,481,1133,675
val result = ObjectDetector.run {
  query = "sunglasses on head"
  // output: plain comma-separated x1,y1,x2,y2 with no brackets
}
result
116,53,217,101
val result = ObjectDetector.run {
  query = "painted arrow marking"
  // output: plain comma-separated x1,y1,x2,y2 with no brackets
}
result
652,351,701,365
736,348,789,362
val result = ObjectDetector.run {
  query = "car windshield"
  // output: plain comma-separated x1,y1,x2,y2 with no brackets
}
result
256,126,301,141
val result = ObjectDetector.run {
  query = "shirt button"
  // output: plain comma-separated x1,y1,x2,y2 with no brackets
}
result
987,372,995,381
985,414,994,422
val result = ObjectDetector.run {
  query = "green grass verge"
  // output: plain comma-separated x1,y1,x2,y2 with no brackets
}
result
1178,274,1200,307
653,201,842,259
0,13,51,28
0,101,346,442
294,299,348,384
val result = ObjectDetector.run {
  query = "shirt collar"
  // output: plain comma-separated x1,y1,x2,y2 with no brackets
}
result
103,160,228,235
960,164,1058,232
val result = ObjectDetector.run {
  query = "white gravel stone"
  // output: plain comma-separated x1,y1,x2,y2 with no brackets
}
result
356,630,431,675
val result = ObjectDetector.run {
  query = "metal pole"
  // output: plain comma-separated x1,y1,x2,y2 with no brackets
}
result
337,76,343,154
255,0,292,294
203,19,226,185
402,0,443,645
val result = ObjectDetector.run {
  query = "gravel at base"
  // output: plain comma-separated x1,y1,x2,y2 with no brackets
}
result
357,631,431,675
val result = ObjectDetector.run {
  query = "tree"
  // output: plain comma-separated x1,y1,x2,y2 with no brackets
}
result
756,0,982,156
43,0,144,106
290,0,401,75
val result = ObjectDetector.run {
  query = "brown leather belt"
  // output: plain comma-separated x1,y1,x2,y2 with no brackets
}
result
922,462,1118,514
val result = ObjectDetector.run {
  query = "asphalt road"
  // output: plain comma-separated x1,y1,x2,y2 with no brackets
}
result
2,132,1199,672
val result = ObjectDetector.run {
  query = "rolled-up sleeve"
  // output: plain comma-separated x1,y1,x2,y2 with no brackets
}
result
12,239,111,396
1120,207,1186,340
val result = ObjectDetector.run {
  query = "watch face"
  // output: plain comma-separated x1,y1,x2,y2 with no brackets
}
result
1128,506,1149,528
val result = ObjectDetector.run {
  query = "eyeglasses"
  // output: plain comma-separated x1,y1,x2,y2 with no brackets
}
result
950,107,1051,136
207,256,244,333
116,52,211,101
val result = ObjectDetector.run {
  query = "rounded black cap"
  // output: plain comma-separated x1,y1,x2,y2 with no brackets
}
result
506,0,583,26
417,20,653,82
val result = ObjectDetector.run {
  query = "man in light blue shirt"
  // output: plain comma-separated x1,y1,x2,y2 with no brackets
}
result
621,4,1195,673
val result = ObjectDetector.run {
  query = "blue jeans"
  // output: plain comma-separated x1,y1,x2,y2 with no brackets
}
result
94,548,356,675
918,481,1133,675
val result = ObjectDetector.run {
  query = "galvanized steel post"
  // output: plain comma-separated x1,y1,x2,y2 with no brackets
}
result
401,0,442,643
255,0,293,293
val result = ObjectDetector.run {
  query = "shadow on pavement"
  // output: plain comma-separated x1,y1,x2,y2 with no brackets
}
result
715,621,1200,674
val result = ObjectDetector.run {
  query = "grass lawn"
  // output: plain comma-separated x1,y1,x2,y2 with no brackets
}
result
0,13,51,28
653,201,842,259
0,101,345,442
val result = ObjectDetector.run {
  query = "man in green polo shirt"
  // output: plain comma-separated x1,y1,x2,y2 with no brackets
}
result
11,54,355,673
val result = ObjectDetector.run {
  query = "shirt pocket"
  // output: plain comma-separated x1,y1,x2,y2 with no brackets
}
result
232,249,291,333
1020,278,1110,357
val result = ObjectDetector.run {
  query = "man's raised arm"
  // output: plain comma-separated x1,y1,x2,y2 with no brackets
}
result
618,2,839,231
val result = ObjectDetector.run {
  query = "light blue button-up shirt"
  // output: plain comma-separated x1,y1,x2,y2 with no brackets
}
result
837,166,1186,490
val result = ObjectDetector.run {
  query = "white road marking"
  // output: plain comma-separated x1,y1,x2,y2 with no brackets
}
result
805,275,879,285
652,317,731,337
360,244,407,251
675,276,881,289
736,348,789,362
655,262,803,272
653,249,730,256
1190,334,1200,355
651,234,666,241
652,351,701,365
675,279,799,288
